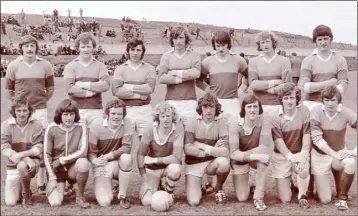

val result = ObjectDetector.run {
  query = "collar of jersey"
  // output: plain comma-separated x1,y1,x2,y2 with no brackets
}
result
321,104,343,121
312,49,336,62
152,121,176,145
102,118,124,127
17,55,43,61
278,105,301,121
196,114,221,121
258,53,278,63
74,57,97,67
237,115,262,135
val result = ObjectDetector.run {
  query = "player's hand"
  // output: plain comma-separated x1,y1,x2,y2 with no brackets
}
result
273,79,283,86
258,154,271,165
46,180,58,197
168,70,177,77
23,157,36,174
215,139,226,148
327,78,338,86
277,83,296,94
296,161,307,172
338,149,355,159
290,153,306,163
332,152,343,161
92,156,107,167
193,141,206,150
9,153,22,164
144,156,155,165
75,81,91,90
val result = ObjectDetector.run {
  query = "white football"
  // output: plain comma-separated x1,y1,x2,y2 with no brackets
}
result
151,190,173,212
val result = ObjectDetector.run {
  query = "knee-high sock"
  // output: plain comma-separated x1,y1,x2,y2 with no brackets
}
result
297,175,310,199
165,175,179,194
118,169,132,197
21,175,31,197
332,169,342,196
214,171,229,192
76,171,89,198
37,167,47,186
338,171,355,201
307,173,314,193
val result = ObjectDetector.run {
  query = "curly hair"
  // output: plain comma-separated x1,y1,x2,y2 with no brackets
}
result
169,25,192,48
74,32,97,51
278,83,301,106
153,102,178,123
211,31,232,50
126,39,146,60
196,92,222,116
9,93,35,119
255,31,278,51
321,85,342,104
53,99,80,124
104,99,127,117
312,25,333,43
18,35,39,55
239,94,263,118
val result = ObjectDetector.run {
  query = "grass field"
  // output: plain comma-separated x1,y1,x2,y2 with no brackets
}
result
1,73,357,215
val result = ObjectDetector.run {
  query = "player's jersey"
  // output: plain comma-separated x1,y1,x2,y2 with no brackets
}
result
5,56,54,109
63,57,110,109
1,117,43,168
184,115,229,164
201,53,248,99
158,50,201,101
271,105,310,154
248,54,292,105
300,49,348,102
310,104,357,155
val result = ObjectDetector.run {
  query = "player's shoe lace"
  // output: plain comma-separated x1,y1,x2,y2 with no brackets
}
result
254,199,267,211
215,190,227,204
335,200,348,211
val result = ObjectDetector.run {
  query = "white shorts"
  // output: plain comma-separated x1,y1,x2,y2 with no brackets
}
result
32,108,48,128
93,161,118,178
218,98,241,120
232,163,250,175
185,160,211,178
303,101,322,111
271,153,309,178
146,168,165,179
79,109,103,126
126,104,153,136
166,100,197,125
6,169,20,181
262,105,281,118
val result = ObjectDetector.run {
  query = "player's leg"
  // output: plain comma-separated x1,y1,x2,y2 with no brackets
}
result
293,160,310,209
232,163,250,201
93,162,117,207
271,153,293,203
118,153,133,209
162,163,182,201
185,161,210,206
47,170,66,207
253,162,271,211
205,157,230,204
67,158,90,208
139,169,162,206
17,160,35,205
5,169,21,206
311,150,333,203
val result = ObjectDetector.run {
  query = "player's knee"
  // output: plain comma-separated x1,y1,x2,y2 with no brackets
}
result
141,192,152,206
16,162,28,173
343,158,356,174
167,164,181,180
96,195,112,207
236,190,249,202
297,169,309,179
187,196,201,207
48,195,63,207
5,195,18,206
75,158,90,172
119,154,133,171
279,193,292,203
216,157,230,170
319,195,331,204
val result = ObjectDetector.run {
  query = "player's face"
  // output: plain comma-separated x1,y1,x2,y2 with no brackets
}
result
22,42,36,58
260,38,274,53
202,104,216,120
282,91,297,112
215,42,229,57
323,96,339,113
173,32,186,50
108,107,124,127
61,111,76,127
128,45,143,63
158,111,173,128
315,36,331,52
245,101,260,121
79,41,94,59
15,105,30,125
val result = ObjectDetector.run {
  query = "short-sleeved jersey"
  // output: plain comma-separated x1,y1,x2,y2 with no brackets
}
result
113,61,156,106
5,56,54,109
184,115,229,164
310,104,357,154
201,53,248,99
300,49,348,102
271,105,310,154
63,57,110,109
248,54,292,105
158,50,201,101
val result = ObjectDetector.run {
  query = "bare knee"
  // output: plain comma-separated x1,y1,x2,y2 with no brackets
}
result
279,194,292,203
167,164,181,180
5,196,19,206
48,195,63,207
141,192,152,206
318,195,331,204
343,158,356,174
17,161,28,173
96,195,112,207
187,196,201,207
297,170,309,179
75,158,90,172
119,154,133,171
216,157,230,172
236,189,249,202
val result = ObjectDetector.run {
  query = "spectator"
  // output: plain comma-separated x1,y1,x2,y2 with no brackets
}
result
1,19,6,35
53,8,58,21
289,52,301,85
196,27,200,39
79,8,83,18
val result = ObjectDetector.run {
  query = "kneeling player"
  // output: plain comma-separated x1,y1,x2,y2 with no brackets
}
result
44,99,90,208
310,86,356,211
271,85,311,208
138,102,184,206
229,94,271,211
88,99,135,208
184,93,230,206
1,95,43,206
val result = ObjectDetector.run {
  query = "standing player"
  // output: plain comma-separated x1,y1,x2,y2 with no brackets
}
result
271,85,311,208
138,102,184,205
310,86,356,211
112,39,156,140
157,25,201,125
44,99,90,208
64,32,110,126
248,31,293,115
289,52,301,85
5,35,54,195
88,99,135,208
197,31,248,119
1,95,44,206
229,94,271,211
184,93,230,206
299,24,349,197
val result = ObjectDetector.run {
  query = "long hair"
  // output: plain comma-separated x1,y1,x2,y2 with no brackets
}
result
153,102,178,123
53,99,80,124
255,31,278,51
239,94,263,118
169,25,192,48
211,31,232,50
126,39,146,60
19,35,39,55
9,93,35,119
278,83,301,106
321,85,342,104
104,99,127,117
196,92,222,116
